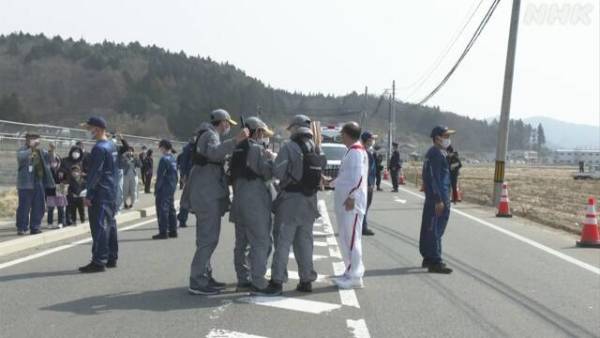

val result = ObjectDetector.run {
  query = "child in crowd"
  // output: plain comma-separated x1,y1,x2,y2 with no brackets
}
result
67,165,86,226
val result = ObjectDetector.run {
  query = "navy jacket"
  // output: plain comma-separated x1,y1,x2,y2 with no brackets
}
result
155,153,178,196
178,142,193,177
366,149,377,187
389,150,401,170
86,139,118,202
422,146,451,203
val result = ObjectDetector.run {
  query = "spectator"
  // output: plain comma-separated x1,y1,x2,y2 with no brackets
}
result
177,137,194,227
16,133,55,235
139,147,147,189
142,149,154,194
61,146,85,179
122,146,140,209
46,148,68,229
360,132,377,236
112,133,130,212
67,165,86,226
389,142,401,192
447,146,463,203
374,145,384,191
75,140,91,174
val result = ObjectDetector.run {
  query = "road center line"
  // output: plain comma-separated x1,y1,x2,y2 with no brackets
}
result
0,218,158,270
391,184,600,275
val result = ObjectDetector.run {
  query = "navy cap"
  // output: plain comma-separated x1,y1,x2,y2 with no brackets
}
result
430,125,455,138
81,116,107,129
360,131,378,142
158,139,173,150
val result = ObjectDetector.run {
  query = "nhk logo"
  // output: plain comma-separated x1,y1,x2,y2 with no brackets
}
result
523,1,594,26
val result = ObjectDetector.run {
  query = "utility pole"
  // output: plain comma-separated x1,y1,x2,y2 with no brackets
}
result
392,80,396,145
493,0,521,205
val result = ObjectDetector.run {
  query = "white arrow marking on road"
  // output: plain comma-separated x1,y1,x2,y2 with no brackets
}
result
206,329,268,338
347,319,372,338
239,296,342,314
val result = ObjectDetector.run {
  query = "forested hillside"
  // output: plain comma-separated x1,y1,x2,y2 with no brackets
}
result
0,32,534,152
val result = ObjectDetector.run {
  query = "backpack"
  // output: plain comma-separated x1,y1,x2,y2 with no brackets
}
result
229,139,259,183
285,139,322,196
191,129,222,167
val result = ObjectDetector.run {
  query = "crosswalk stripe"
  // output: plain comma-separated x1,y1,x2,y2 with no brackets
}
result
206,329,268,338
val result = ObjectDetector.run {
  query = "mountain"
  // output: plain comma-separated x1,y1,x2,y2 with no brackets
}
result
0,32,535,152
523,116,599,149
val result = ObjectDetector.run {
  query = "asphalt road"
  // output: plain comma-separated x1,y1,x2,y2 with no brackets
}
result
0,185,599,338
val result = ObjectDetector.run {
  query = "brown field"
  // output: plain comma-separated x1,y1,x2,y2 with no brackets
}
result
0,189,18,218
403,164,599,234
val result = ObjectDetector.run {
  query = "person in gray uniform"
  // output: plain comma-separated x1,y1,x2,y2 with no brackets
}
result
183,109,249,296
256,115,322,296
229,117,277,292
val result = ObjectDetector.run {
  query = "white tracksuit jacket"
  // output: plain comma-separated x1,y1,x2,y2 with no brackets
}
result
333,141,368,279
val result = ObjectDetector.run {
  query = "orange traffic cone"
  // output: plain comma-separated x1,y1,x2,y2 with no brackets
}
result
383,169,389,180
576,197,600,248
496,183,512,218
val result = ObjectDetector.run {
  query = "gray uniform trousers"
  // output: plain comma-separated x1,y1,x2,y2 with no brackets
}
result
229,142,274,289
270,192,318,284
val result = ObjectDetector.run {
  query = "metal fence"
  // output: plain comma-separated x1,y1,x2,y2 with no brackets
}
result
0,119,187,187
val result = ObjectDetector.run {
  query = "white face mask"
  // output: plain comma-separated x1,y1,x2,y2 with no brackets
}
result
441,138,451,149
261,137,270,146
72,152,81,160
223,126,231,136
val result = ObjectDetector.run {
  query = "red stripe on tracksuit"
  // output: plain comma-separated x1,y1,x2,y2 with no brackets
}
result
346,213,359,272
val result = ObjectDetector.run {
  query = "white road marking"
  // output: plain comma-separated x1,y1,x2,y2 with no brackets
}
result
319,200,362,309
0,218,158,270
206,329,268,338
332,261,360,308
314,241,328,247
265,269,330,283
313,231,330,237
328,245,342,259
209,300,233,320
393,197,407,204
347,319,372,338
395,185,600,275
240,296,342,314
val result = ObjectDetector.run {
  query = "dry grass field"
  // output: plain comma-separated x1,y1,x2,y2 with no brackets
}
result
404,164,599,234
0,188,18,218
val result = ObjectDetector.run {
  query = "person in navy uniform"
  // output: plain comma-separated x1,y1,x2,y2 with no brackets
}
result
176,138,194,228
78,116,119,273
389,142,401,192
420,126,455,274
152,139,179,240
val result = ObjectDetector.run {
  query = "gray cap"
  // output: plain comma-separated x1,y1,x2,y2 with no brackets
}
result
210,109,238,126
294,126,313,137
244,116,274,136
287,114,311,130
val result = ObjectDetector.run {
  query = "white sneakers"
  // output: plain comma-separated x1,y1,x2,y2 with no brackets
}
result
47,223,63,229
333,276,364,289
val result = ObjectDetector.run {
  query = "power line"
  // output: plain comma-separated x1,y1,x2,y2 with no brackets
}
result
417,0,502,106
399,0,486,95
404,0,486,98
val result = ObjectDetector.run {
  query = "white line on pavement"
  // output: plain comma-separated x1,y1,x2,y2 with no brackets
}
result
318,200,362,309
393,197,407,204
346,319,372,338
314,241,328,247
239,296,342,314
393,184,600,275
206,329,268,338
0,218,158,271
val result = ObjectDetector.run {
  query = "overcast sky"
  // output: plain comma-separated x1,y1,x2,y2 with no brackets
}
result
1,0,598,126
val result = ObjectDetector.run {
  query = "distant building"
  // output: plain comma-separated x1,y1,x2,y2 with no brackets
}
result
552,149,600,165
508,150,538,164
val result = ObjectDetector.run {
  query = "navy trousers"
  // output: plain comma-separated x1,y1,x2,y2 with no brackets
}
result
156,193,177,234
88,201,118,265
16,180,45,232
419,199,450,265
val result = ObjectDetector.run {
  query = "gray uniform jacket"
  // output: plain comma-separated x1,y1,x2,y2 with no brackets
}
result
229,140,274,225
181,123,236,214
16,147,55,190
272,139,319,224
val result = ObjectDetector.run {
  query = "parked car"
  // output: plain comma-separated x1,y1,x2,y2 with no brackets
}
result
320,142,346,188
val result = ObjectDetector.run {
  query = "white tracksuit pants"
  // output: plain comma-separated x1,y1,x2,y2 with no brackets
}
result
335,208,365,279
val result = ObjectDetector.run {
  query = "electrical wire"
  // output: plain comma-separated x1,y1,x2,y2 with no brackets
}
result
417,0,502,105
